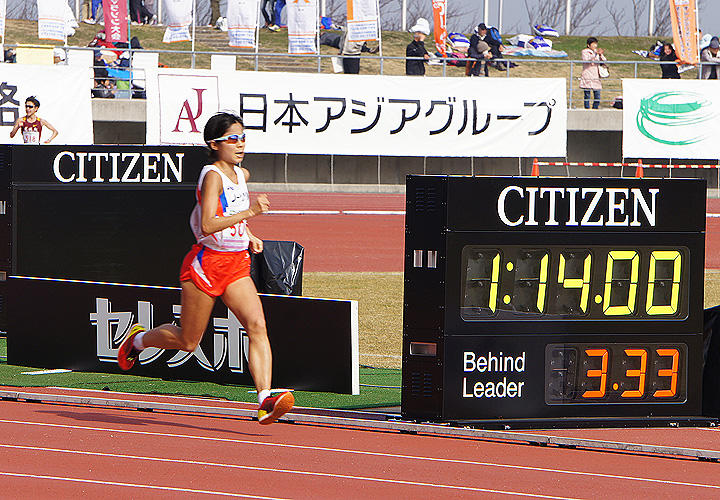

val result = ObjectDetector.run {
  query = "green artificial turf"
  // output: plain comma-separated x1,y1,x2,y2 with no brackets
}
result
0,337,400,410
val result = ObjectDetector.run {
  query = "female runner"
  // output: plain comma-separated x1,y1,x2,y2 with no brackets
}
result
117,112,293,425
9,96,59,144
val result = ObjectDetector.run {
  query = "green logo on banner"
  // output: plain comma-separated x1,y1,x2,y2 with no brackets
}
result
636,91,715,146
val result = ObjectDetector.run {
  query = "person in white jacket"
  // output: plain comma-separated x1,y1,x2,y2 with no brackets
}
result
701,37,720,80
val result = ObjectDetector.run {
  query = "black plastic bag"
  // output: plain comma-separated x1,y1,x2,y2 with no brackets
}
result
250,241,304,296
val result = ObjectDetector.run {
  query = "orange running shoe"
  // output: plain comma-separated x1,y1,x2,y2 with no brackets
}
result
257,391,294,425
117,324,145,371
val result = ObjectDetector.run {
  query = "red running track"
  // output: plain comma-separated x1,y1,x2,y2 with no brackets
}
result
2,387,720,499
250,193,720,272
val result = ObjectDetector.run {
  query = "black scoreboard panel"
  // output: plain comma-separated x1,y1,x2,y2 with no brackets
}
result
402,175,706,421
14,188,195,286
7,145,208,287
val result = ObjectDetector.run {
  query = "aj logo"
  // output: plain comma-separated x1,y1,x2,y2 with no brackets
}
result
173,88,206,133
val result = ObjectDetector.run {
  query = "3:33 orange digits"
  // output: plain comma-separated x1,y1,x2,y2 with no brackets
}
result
582,347,679,398
546,344,685,404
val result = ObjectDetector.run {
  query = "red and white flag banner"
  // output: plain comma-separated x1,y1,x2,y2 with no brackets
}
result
227,0,258,48
102,0,128,44
432,0,447,57
163,0,193,43
287,0,318,55
346,0,378,42
36,0,66,42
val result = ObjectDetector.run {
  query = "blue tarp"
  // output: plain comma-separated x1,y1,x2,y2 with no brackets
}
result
503,47,568,58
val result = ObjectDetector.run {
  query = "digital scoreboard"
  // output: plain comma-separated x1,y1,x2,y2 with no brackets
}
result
401,175,706,422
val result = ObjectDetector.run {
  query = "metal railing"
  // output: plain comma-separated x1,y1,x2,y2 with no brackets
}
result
4,43,717,107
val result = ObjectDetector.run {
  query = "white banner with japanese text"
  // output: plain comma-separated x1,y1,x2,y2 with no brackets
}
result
146,69,567,157
162,0,192,43
287,0,317,54
227,0,258,48
623,79,720,159
0,64,93,144
346,0,379,42
36,0,65,41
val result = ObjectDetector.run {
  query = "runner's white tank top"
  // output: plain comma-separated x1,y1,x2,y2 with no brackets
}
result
190,164,250,252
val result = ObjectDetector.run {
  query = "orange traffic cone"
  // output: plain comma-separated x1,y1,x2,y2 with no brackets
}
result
635,159,644,178
531,158,540,177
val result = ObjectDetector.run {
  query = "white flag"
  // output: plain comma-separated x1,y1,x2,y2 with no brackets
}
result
37,0,66,42
227,0,258,48
287,0,317,55
163,0,193,43
346,0,378,42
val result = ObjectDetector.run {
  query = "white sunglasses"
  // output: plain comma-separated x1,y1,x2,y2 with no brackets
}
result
212,133,246,144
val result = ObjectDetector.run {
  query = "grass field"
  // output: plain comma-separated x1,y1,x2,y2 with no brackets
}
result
3,19,685,108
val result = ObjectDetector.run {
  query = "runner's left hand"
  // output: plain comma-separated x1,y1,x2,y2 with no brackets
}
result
249,236,264,254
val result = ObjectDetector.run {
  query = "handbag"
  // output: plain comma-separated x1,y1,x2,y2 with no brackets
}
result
598,64,610,78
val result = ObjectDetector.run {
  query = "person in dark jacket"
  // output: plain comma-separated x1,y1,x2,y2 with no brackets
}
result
468,38,492,76
469,23,505,75
406,18,430,76
656,43,681,79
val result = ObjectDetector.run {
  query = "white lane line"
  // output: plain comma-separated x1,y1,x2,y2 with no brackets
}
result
0,443,577,499
0,418,717,491
267,210,340,215
262,212,720,218
264,211,720,218
0,471,283,499
266,210,405,215
45,387,256,406
342,210,406,215
21,369,72,375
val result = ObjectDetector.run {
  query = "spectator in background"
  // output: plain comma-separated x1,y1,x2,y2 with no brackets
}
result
468,38,492,76
83,0,102,24
92,77,116,99
580,37,606,109
274,0,286,28
130,0,155,24
261,0,279,31
53,48,67,65
3,47,16,63
652,42,680,79
405,18,430,76
93,50,112,90
342,35,365,74
701,37,720,79
471,23,505,70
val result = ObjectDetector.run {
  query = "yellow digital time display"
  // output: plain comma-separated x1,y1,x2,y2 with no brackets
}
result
461,246,688,321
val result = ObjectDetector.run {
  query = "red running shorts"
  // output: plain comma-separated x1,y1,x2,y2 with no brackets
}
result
179,243,251,297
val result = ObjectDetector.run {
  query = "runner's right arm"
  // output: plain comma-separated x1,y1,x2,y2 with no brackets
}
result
9,117,22,138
